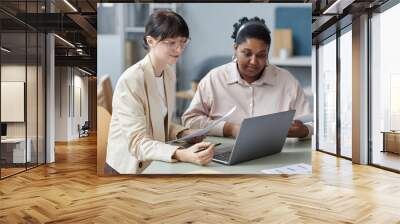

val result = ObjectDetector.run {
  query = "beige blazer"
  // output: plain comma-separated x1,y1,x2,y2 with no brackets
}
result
106,55,186,174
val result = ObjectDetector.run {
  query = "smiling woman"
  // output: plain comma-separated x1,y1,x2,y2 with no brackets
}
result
233,17,270,84
182,16,313,140
105,10,216,174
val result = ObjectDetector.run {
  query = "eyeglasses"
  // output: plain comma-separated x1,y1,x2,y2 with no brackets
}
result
161,38,191,50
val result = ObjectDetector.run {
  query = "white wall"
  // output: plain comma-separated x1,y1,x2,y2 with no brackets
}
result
71,73,89,138
1,65,35,137
1,63,46,164
55,67,68,141
178,3,310,90
97,35,124,88
54,67,89,141
97,3,125,88
46,6,56,163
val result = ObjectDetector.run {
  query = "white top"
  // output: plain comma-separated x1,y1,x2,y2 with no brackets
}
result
155,74,167,118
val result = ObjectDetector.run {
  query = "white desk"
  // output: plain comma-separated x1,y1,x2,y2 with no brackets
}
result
143,137,311,174
1,138,31,163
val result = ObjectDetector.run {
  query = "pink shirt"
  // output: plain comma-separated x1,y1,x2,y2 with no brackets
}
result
182,62,313,137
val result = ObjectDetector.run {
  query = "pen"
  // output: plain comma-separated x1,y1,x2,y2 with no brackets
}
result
195,142,221,153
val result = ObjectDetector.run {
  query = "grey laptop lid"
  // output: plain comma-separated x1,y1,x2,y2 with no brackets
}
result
216,110,296,165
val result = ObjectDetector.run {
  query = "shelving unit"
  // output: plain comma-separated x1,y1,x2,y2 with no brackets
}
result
270,56,311,67
123,3,178,70
124,3,177,34
124,27,145,33
270,56,313,108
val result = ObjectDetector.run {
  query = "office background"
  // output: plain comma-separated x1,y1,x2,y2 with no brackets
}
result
314,1,400,172
97,3,312,119
0,1,97,179
1,1,400,222
1,11,47,177
96,3,313,174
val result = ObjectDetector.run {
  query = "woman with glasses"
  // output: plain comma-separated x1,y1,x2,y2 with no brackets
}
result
182,17,313,139
106,10,215,174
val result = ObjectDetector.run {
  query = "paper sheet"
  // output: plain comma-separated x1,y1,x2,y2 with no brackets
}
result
170,106,236,143
261,163,312,174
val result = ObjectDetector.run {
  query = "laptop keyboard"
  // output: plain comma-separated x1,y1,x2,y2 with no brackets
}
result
214,150,232,161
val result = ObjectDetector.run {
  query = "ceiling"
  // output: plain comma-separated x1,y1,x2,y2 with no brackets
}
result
310,0,390,43
0,0,98,74
0,0,394,74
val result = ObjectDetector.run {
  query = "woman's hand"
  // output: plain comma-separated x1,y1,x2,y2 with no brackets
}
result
177,129,205,144
287,120,309,138
173,142,215,165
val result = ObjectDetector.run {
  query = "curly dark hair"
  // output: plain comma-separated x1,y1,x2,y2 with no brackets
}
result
231,16,271,46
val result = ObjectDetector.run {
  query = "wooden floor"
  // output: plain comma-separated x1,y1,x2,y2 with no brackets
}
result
1,167,26,178
1,135,400,223
1,163,45,178
373,150,400,171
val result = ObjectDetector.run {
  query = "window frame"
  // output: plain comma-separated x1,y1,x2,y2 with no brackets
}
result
315,18,353,161
368,0,400,173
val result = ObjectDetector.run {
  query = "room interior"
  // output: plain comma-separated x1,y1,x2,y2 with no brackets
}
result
0,0,400,222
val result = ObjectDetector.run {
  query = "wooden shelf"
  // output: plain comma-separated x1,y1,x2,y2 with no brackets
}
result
270,56,311,67
176,90,194,100
125,27,145,33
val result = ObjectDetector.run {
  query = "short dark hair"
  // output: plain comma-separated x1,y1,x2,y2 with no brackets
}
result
231,17,271,46
143,10,189,50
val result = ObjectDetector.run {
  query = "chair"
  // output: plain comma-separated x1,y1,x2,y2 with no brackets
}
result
176,56,231,100
193,55,231,84
97,106,112,176
78,121,90,138
97,75,113,114
175,56,231,117
97,75,114,176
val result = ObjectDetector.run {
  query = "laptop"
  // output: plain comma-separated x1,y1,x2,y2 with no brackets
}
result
212,110,296,165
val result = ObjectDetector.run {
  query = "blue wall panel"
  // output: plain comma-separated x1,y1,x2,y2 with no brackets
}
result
275,7,312,56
